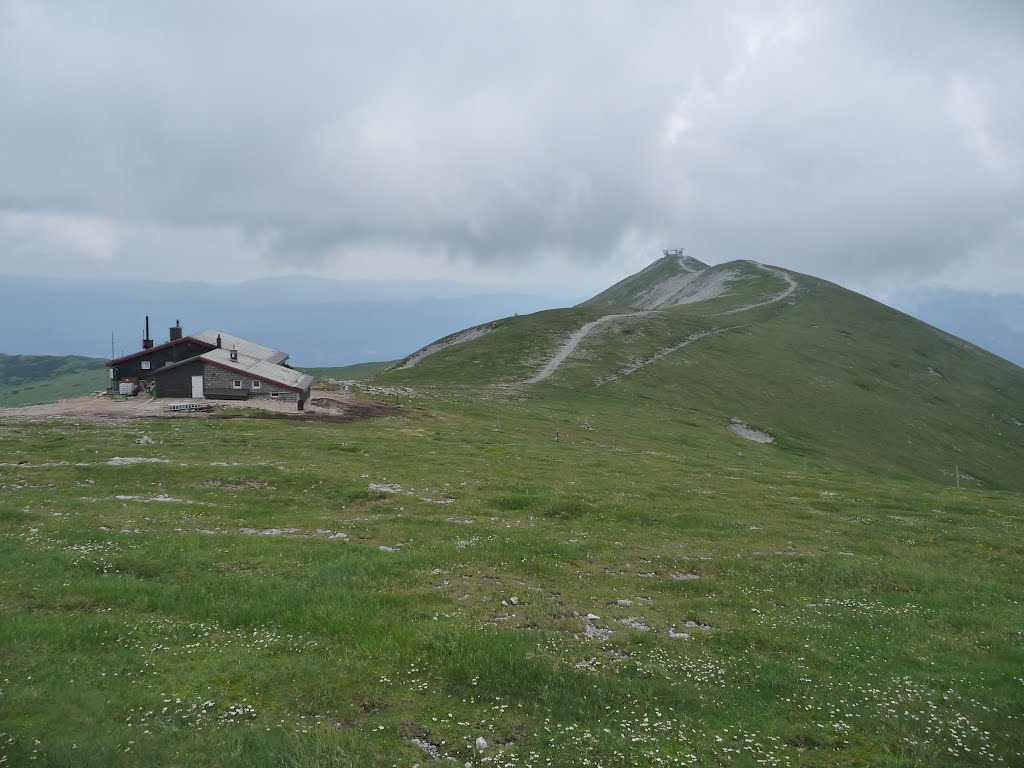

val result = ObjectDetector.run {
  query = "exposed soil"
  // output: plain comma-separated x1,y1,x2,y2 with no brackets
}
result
0,389,399,424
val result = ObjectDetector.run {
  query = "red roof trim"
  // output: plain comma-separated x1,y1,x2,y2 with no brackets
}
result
203,359,305,393
108,336,213,366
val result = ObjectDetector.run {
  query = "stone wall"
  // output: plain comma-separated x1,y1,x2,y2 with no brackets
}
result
203,363,299,401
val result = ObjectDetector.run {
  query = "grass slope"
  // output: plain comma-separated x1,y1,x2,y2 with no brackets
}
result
380,266,1024,491
304,361,397,382
0,353,107,407
0,396,1020,766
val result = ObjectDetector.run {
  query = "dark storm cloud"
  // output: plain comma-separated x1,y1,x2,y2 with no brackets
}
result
0,1,1022,290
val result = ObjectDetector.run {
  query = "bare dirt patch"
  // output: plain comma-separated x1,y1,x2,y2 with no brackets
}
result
0,390,399,425
729,419,774,443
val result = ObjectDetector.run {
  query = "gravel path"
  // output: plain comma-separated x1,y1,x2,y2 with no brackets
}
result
525,312,651,384
596,327,728,386
718,263,797,315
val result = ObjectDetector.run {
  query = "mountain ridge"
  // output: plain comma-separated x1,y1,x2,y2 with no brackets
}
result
378,255,1024,490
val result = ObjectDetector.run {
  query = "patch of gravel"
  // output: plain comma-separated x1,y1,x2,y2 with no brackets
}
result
107,457,172,466
728,419,774,443
584,623,613,641
636,267,739,309
369,482,404,493
409,737,441,761
618,617,652,631
240,527,300,536
115,494,188,503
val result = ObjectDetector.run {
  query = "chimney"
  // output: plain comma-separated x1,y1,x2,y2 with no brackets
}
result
169,319,183,342
216,334,222,348
142,316,154,350
229,347,238,362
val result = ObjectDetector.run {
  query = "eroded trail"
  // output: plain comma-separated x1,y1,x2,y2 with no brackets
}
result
596,327,729,386
718,263,797,315
398,326,491,370
525,312,652,384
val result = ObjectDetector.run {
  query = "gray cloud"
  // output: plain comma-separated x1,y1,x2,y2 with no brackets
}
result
0,0,1022,292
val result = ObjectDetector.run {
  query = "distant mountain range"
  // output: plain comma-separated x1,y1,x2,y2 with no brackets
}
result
0,275,585,366
1,272,1019,370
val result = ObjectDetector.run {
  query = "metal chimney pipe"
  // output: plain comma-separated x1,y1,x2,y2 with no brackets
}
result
142,316,154,349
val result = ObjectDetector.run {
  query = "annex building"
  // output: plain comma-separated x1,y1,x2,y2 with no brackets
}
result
108,319,314,410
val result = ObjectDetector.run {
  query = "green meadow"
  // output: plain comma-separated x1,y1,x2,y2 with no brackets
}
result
2,260,1022,765
1,385,1020,766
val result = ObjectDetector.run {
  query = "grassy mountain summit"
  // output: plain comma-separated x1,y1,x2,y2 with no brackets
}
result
380,255,1024,490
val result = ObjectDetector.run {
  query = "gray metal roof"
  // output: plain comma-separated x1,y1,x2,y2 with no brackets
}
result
191,329,288,365
201,348,313,392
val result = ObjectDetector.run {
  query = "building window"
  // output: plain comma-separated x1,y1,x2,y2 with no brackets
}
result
141,360,151,370
233,379,242,389
270,392,280,398
252,380,261,389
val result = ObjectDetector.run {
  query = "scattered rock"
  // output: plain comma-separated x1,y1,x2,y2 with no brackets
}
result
475,736,488,751
115,494,188,503
135,436,154,445
615,599,633,607
369,482,404,493
585,613,600,621
409,737,440,761
683,619,713,631
583,623,613,641
328,532,348,540
670,572,700,581
240,527,301,536
106,457,171,466
509,596,520,606
379,545,397,553
619,617,652,631
668,628,690,639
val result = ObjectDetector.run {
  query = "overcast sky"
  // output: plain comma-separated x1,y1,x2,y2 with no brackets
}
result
1,1,1022,297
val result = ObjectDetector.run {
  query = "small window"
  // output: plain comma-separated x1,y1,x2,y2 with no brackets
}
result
233,379,242,389
141,360,151,370
252,380,261,389
270,392,280,398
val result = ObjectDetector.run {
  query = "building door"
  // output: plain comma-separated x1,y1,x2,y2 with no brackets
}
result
191,375,204,399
